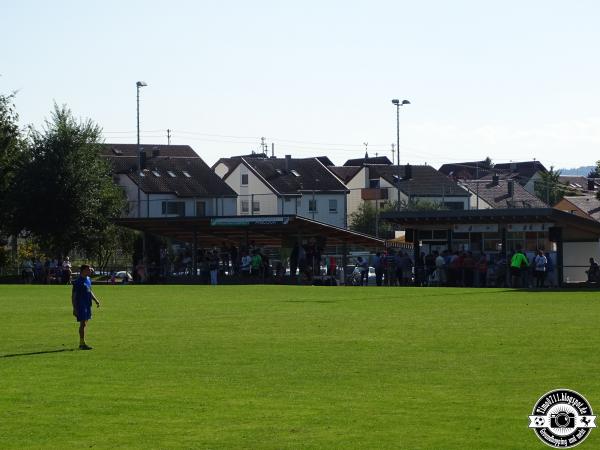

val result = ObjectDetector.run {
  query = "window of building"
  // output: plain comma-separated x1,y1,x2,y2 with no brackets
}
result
241,200,249,213
252,201,260,212
369,179,380,188
167,170,176,178
309,199,317,212
290,170,300,177
152,170,161,177
182,170,191,178
161,201,185,216
329,199,337,213
241,173,249,185
196,201,206,217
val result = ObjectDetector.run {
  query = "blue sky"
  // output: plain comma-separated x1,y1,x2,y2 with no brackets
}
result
2,1,599,168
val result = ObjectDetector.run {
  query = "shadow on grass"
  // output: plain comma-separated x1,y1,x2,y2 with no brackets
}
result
1,348,76,358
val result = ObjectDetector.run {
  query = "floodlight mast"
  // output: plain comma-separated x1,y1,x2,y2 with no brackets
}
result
136,81,148,218
391,98,410,206
391,99,410,166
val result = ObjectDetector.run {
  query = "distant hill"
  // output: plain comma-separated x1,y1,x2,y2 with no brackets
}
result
558,166,595,176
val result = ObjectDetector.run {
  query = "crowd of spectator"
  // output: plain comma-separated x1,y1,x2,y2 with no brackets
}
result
21,257,72,284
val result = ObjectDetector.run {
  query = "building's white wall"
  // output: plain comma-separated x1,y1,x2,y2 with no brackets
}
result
345,167,368,219
219,198,237,216
223,163,279,215
524,171,542,195
297,192,347,228
115,174,236,217
462,187,493,210
563,241,600,283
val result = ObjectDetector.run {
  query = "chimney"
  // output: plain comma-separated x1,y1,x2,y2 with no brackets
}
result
588,179,596,191
508,180,514,197
492,173,499,185
152,146,160,158
271,143,275,158
285,154,291,171
139,149,147,170
404,163,412,180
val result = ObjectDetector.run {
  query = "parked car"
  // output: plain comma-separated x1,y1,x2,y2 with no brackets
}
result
112,271,133,283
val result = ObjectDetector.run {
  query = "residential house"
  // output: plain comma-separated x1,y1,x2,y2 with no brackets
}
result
101,144,237,218
343,154,393,167
212,154,348,228
491,161,547,194
554,195,600,222
440,160,547,196
329,164,471,224
460,176,548,209
558,176,599,195
438,161,494,180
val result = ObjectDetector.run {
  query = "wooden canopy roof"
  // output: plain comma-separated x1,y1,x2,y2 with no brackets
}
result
115,215,385,248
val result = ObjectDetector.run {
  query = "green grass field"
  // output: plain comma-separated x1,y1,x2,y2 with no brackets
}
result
1,285,599,449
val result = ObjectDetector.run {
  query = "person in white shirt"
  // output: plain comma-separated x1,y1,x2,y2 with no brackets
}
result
241,252,252,276
434,251,446,285
62,256,72,284
533,249,548,288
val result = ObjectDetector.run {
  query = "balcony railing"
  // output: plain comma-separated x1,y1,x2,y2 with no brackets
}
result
361,188,388,201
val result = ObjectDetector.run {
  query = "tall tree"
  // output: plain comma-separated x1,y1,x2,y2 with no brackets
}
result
11,104,124,257
588,161,600,179
0,92,24,237
534,166,567,206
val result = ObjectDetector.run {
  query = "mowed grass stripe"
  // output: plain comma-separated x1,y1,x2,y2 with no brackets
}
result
1,286,599,449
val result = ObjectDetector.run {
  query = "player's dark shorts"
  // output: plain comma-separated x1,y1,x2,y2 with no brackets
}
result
75,306,92,322
510,267,521,278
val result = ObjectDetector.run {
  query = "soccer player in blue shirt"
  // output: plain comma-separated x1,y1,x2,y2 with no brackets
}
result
72,264,101,350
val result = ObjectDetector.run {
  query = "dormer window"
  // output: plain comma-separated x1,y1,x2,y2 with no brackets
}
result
167,170,176,178
182,170,191,178
152,170,161,177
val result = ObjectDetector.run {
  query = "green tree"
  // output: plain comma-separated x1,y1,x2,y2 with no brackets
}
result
0,92,24,236
534,166,567,205
590,161,600,200
349,199,446,238
349,202,378,236
85,225,136,272
587,162,600,179
11,104,125,257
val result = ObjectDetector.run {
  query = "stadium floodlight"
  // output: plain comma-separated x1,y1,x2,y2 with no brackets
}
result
391,99,410,165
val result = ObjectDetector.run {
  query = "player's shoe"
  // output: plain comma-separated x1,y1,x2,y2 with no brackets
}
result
79,344,93,350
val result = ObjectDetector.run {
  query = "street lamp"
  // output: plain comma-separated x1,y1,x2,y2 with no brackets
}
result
136,81,147,218
391,99,410,207
136,81,148,159
391,99,410,166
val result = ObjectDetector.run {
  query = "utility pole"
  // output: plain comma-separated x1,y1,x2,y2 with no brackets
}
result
167,129,171,146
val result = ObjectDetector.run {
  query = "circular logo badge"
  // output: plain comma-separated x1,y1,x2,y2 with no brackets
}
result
529,389,596,448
